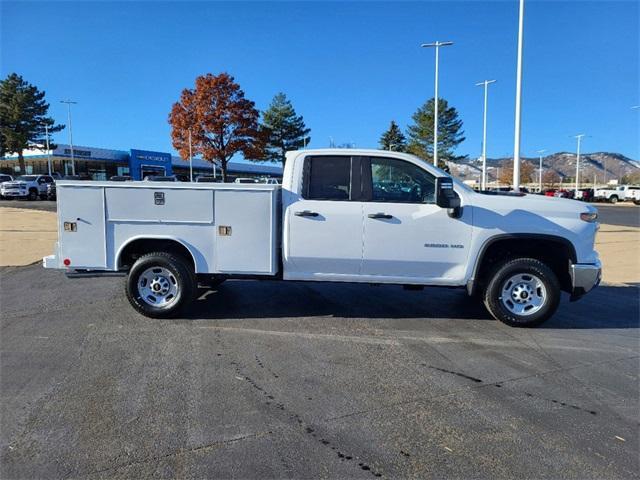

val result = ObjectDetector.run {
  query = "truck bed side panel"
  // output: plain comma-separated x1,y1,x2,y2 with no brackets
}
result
214,189,277,274
58,186,107,269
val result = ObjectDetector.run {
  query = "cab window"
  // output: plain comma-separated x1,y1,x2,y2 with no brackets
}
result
369,157,435,204
305,156,351,201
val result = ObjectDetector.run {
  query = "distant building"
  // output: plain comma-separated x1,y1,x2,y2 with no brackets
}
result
0,144,283,181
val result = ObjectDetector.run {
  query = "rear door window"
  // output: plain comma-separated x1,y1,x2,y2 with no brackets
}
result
305,156,352,201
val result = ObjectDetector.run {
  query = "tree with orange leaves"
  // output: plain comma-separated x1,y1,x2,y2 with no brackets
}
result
168,73,264,182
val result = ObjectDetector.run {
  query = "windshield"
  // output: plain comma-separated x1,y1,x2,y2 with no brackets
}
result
17,175,37,181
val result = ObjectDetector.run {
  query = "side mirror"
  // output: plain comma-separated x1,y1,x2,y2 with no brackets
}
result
435,177,461,209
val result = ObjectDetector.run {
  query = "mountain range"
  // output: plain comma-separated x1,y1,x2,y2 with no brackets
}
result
448,152,640,184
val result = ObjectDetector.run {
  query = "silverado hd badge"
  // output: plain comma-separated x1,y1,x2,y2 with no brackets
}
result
424,243,464,249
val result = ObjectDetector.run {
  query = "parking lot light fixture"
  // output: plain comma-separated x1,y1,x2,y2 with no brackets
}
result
45,124,52,176
421,41,454,167
536,149,546,192
60,100,77,176
475,79,496,190
573,134,586,196
512,0,525,192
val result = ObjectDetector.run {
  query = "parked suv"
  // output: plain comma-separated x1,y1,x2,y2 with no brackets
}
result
1,174,54,200
0,174,14,199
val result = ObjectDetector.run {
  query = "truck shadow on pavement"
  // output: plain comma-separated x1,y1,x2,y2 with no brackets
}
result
184,280,639,329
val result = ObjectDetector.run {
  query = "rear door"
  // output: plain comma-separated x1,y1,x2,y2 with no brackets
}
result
361,156,472,283
285,155,364,280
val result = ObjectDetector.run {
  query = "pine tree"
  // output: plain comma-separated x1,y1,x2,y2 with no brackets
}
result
406,98,466,169
261,93,310,165
379,121,406,152
0,73,64,173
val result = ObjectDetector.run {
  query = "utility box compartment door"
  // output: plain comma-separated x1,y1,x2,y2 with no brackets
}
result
58,186,107,268
214,189,276,274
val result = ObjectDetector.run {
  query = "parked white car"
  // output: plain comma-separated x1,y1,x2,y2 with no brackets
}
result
44,149,601,327
1,174,54,200
627,187,640,205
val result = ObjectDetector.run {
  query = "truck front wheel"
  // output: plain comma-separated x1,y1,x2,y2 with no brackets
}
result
609,195,618,204
125,252,196,318
483,258,560,327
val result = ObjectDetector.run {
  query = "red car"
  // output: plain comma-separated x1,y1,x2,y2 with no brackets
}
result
544,189,557,197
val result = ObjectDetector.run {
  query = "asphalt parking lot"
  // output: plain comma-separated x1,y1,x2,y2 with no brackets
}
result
1,262,638,479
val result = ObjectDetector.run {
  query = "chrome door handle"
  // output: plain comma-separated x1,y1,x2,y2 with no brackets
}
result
295,210,319,217
368,213,393,219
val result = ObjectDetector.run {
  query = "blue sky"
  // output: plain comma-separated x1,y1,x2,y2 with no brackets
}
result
2,1,638,162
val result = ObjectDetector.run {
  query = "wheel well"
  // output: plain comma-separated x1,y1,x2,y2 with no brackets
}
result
474,237,575,293
118,239,195,272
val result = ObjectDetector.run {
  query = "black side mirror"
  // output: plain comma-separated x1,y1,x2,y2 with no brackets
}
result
435,177,461,209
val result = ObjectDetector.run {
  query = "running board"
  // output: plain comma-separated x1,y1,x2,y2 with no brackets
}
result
65,270,126,279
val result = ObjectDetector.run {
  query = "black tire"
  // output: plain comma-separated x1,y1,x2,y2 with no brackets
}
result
125,252,196,318
483,258,561,327
609,195,618,204
634,200,640,206
28,189,38,201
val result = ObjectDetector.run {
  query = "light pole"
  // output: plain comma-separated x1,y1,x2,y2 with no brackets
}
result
512,0,525,191
188,130,193,181
573,134,585,196
475,79,496,190
45,124,52,176
421,41,454,167
60,100,77,175
536,149,546,192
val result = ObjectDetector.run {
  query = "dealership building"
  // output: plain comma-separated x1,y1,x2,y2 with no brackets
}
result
0,144,283,181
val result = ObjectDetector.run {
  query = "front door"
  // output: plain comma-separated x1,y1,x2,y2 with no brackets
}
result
285,155,364,280
361,156,472,284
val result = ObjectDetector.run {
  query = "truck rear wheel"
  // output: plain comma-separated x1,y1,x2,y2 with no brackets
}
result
125,252,196,318
609,195,618,204
483,258,560,327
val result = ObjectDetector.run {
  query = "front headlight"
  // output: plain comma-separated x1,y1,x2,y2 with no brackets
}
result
580,212,598,223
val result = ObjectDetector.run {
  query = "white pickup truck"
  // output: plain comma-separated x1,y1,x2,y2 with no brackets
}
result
43,149,601,327
593,185,640,203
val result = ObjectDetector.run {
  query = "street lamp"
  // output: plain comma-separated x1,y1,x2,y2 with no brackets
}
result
536,149,546,193
421,40,454,167
512,0,525,191
45,125,52,176
475,79,496,190
573,134,586,196
60,100,77,175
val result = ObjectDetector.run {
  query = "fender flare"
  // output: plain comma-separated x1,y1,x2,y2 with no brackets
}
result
115,235,200,273
467,233,577,296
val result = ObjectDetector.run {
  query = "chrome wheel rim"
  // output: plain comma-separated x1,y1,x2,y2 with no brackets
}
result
137,266,179,308
500,273,546,316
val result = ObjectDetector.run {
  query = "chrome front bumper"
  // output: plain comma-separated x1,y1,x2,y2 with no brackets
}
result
570,260,602,300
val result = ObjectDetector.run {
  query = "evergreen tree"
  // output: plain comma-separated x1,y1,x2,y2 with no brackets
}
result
378,120,406,152
406,98,466,169
0,73,64,173
261,93,310,165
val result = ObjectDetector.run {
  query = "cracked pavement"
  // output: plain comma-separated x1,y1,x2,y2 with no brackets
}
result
1,264,638,479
